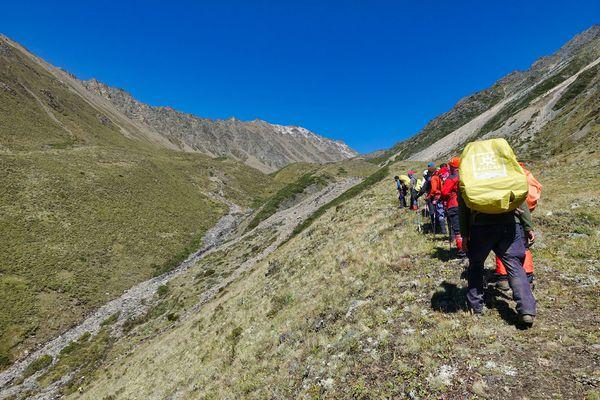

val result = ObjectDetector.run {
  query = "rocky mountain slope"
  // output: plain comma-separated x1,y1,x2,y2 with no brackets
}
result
0,34,357,172
380,25,599,163
80,78,356,172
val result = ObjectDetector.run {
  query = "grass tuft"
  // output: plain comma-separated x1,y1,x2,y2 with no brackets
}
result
23,354,53,378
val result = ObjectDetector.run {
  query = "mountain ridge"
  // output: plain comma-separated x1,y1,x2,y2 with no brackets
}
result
79,76,357,172
377,24,599,163
0,33,357,172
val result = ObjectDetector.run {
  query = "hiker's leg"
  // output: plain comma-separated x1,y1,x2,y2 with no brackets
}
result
447,207,459,241
447,207,464,256
494,224,536,316
466,225,494,313
436,202,447,235
427,200,435,232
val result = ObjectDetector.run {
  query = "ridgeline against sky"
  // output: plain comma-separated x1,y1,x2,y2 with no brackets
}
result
1,0,598,152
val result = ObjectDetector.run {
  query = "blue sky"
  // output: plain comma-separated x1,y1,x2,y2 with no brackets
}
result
1,1,598,153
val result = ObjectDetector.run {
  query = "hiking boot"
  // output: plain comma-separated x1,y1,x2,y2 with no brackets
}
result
496,280,510,291
469,308,484,318
520,314,535,327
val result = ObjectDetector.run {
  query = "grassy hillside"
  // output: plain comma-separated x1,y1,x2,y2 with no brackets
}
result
245,160,378,231
30,146,596,399
271,159,378,184
0,38,279,367
0,146,278,368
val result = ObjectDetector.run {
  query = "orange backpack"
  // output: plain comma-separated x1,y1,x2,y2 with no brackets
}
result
520,163,542,211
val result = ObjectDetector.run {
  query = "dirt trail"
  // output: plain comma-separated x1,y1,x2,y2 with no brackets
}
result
0,179,360,398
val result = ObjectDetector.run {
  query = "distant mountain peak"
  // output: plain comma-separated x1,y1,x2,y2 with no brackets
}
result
78,77,357,171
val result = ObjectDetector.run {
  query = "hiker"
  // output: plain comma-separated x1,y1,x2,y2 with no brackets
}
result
427,164,447,235
417,165,435,231
459,139,536,327
394,175,409,208
441,157,465,257
407,170,419,210
496,162,542,290
417,169,431,199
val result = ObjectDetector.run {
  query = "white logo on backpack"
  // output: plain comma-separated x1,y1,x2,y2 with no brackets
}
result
473,152,507,180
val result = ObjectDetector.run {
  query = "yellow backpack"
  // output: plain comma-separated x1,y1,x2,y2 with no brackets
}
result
459,138,528,214
414,178,424,192
398,175,411,187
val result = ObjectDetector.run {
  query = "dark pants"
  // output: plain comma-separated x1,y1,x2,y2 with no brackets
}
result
467,223,536,315
432,201,447,234
497,223,534,283
398,192,408,207
426,200,435,229
410,189,418,209
447,207,460,240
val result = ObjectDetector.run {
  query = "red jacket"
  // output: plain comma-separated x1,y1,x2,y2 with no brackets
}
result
428,173,442,200
441,171,459,209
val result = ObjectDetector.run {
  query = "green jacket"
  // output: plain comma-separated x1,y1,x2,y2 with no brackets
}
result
458,192,532,239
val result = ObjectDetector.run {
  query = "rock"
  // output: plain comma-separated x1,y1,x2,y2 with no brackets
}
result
313,318,325,332
568,232,588,239
427,365,457,388
320,377,334,390
96,113,111,126
0,82,17,95
407,390,420,400
537,357,551,367
472,380,488,397
278,332,292,344
345,299,369,317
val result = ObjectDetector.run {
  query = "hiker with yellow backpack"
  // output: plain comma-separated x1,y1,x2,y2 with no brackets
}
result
394,175,411,208
496,162,542,291
458,139,536,327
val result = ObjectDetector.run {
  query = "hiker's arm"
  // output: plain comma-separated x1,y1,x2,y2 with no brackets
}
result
518,204,535,244
416,181,429,198
518,204,533,232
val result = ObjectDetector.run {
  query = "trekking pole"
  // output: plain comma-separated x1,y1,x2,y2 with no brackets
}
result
431,203,437,235
417,200,422,233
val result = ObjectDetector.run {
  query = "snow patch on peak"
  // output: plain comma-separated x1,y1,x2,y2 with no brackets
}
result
272,124,357,158
272,124,315,139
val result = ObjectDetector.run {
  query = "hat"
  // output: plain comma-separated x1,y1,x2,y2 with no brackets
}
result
427,162,436,168
449,157,460,168
407,170,415,175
